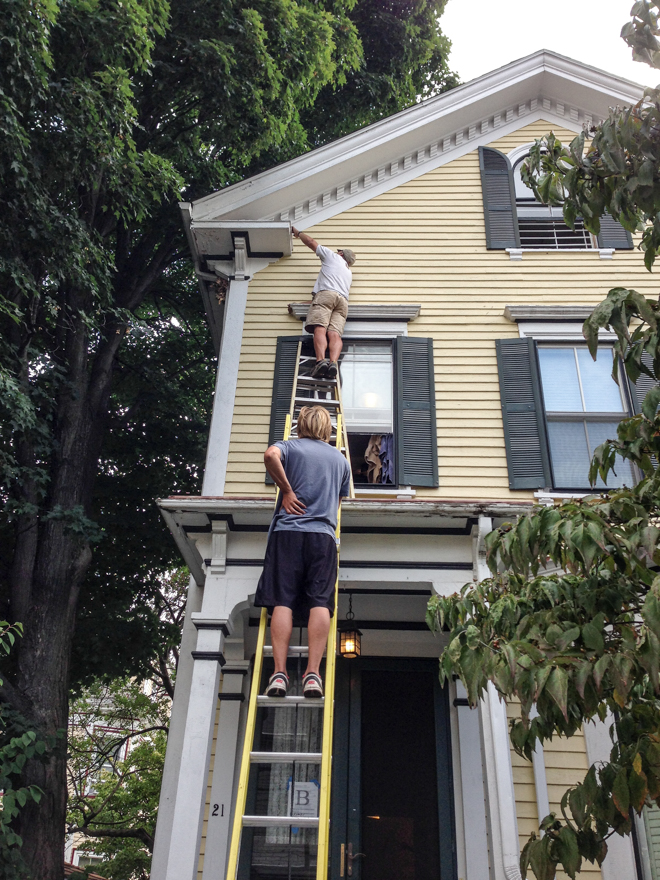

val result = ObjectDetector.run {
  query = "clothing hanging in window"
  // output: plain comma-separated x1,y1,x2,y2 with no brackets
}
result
379,434,394,484
365,435,382,483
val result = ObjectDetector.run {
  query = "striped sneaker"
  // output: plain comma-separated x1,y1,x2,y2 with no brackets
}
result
302,672,323,699
264,671,289,698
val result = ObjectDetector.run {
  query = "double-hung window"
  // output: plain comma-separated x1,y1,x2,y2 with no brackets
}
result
267,336,438,488
496,336,644,491
479,145,633,253
537,345,634,489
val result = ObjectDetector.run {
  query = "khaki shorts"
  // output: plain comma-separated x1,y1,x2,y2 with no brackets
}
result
304,289,349,336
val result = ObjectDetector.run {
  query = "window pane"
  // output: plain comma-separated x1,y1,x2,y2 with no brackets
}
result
547,421,591,488
576,348,624,412
341,344,393,432
586,422,634,488
538,348,582,411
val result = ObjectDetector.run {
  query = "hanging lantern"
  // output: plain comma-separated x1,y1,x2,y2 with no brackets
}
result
339,593,362,658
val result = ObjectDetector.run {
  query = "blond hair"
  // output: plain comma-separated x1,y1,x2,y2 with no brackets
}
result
297,406,332,442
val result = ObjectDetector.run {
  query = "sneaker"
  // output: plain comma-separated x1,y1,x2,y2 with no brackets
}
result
326,360,338,380
265,671,289,698
311,359,329,379
302,672,323,699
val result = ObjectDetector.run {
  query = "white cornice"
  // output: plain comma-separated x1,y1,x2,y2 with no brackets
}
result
187,51,643,234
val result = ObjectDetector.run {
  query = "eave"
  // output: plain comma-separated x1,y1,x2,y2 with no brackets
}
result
186,50,643,233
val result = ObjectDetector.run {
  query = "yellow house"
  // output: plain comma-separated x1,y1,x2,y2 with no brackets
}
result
150,51,658,880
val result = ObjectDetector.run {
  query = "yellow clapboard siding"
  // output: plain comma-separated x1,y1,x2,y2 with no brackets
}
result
223,119,655,502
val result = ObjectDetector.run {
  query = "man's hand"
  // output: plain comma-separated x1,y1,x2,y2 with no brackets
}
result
281,489,307,515
291,226,319,253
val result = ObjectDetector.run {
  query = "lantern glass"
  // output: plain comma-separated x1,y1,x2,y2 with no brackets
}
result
339,627,361,658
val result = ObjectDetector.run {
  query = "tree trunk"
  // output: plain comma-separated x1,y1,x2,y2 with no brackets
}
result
8,310,124,880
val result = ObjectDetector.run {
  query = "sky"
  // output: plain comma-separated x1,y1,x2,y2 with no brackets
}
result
441,0,656,87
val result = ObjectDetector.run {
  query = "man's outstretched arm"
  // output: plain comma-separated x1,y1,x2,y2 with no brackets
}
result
264,446,307,515
292,226,319,253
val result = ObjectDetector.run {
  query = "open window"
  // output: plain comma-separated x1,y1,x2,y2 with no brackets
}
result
340,342,395,486
267,336,438,489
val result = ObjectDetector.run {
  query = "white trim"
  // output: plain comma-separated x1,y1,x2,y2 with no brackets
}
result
202,259,267,497
354,487,416,499
187,51,642,229
151,577,205,880
517,321,617,342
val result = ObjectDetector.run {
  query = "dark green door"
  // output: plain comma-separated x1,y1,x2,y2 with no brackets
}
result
330,658,457,880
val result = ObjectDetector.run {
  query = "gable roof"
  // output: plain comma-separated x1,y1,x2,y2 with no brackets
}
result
185,49,643,235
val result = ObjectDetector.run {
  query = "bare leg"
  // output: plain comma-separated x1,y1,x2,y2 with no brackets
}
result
271,606,293,674
313,326,329,361
304,607,331,677
327,330,343,362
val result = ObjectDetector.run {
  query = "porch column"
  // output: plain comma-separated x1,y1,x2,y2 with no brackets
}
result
163,619,229,880
583,715,638,880
201,658,250,880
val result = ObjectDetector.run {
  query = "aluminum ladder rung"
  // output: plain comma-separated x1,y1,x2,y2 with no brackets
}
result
263,645,309,656
296,375,338,387
242,815,319,828
256,696,324,706
294,396,340,407
250,751,322,764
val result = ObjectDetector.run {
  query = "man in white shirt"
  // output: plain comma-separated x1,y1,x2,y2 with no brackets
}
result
292,226,356,379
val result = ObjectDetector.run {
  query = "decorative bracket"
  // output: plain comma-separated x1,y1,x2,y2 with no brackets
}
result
233,236,247,280
209,521,228,576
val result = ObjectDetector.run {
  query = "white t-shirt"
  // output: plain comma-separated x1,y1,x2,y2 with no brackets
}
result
312,245,352,299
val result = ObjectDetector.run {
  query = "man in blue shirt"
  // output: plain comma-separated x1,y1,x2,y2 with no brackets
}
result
256,405,351,698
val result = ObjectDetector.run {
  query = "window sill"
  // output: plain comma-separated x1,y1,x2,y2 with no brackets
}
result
506,248,614,261
534,490,589,505
354,486,416,500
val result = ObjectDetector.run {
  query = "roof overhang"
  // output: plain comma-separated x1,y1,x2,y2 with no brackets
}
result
185,50,644,233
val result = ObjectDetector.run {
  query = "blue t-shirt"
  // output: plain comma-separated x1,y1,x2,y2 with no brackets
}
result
271,438,351,538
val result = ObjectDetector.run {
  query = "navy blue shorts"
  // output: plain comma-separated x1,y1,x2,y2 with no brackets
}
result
255,530,337,619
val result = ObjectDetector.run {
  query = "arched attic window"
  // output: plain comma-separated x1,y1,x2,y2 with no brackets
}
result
511,153,594,249
479,145,633,252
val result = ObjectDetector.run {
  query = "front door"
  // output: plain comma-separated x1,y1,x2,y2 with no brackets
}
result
331,658,457,880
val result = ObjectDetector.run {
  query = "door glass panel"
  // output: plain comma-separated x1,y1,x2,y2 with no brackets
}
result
360,670,440,880
538,348,582,411
341,344,393,433
238,658,323,879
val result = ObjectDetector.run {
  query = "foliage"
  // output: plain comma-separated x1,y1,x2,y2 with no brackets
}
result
521,2,660,271
67,678,171,880
428,287,660,880
0,1,457,872
0,622,48,879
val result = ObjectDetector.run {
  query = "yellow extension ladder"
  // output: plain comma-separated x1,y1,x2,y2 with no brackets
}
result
225,340,354,880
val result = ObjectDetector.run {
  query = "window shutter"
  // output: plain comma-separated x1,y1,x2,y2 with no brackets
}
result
395,337,438,487
596,213,633,249
265,336,300,483
495,337,552,490
479,146,520,250
629,351,658,414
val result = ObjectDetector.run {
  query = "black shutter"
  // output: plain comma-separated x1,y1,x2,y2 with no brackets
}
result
629,352,657,414
395,337,438,487
479,146,520,250
265,336,300,483
597,213,633,250
495,337,552,490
